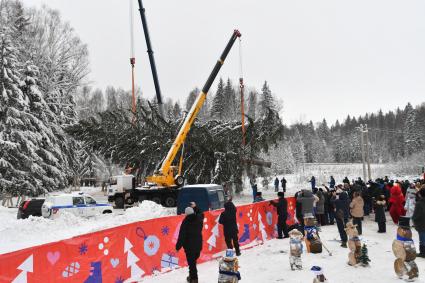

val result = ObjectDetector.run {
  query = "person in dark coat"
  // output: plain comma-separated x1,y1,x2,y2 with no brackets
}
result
281,177,287,192
332,189,350,247
343,176,350,185
412,189,425,257
270,192,289,238
374,195,386,233
329,176,336,189
315,189,326,226
176,203,204,283
309,176,316,190
219,201,241,256
294,191,304,233
274,177,279,192
251,179,258,202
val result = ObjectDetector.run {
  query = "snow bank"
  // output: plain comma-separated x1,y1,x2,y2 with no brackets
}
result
0,201,173,254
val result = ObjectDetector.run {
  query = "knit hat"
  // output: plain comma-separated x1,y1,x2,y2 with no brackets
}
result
185,207,194,215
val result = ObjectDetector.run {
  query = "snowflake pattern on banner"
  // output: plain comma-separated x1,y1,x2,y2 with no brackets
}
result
161,226,170,236
79,243,88,255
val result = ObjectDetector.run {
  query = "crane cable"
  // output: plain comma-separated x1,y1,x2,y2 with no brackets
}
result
129,0,137,124
238,38,246,146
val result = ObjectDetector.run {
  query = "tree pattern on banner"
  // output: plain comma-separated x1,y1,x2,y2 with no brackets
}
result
12,255,33,283
124,238,144,280
207,216,220,251
258,212,267,242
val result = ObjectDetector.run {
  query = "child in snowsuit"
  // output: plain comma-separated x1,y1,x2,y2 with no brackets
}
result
375,195,386,233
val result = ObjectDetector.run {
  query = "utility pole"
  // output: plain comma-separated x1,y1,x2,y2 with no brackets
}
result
365,124,371,181
359,124,367,182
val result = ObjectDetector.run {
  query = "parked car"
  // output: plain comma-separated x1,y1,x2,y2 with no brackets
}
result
17,198,45,219
41,192,113,219
176,184,226,215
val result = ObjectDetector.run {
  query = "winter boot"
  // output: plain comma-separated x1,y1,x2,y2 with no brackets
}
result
418,245,425,258
340,241,347,248
190,279,198,283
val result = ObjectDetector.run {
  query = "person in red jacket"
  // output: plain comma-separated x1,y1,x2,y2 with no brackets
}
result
389,183,406,224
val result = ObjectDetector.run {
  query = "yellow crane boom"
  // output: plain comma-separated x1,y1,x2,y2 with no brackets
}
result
146,30,242,187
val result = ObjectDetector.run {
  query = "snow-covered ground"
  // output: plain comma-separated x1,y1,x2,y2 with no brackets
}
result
140,217,425,283
0,201,174,254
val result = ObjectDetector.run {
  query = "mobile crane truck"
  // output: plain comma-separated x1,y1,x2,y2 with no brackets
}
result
108,29,242,208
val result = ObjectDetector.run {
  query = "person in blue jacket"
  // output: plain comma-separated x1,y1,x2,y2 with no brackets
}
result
331,189,350,247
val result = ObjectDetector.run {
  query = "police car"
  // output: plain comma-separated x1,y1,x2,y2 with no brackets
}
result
41,192,113,219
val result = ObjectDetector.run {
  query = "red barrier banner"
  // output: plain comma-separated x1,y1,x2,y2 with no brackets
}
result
0,197,296,283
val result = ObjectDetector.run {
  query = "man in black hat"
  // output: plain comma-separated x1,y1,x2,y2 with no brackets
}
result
270,192,289,238
412,189,425,257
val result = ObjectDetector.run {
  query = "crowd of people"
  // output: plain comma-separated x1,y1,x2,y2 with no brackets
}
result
294,175,425,252
176,174,425,283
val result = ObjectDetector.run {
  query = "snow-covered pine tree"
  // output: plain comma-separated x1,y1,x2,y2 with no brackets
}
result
172,101,182,118
223,78,237,121
106,86,118,111
404,103,421,156
258,81,275,116
247,91,257,120
290,128,306,169
89,89,105,114
210,78,225,120
185,88,198,111
0,26,67,193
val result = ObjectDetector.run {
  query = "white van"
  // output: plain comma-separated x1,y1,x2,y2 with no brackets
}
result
41,192,113,219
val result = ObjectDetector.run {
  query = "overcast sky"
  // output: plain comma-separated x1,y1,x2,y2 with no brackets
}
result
25,0,425,125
